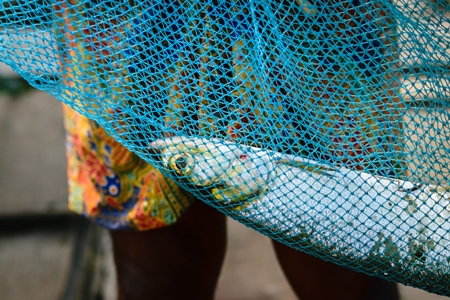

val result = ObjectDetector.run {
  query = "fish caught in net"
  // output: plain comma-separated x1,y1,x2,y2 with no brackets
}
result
1,0,450,295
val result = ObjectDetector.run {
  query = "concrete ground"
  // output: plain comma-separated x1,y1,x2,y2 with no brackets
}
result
0,84,449,299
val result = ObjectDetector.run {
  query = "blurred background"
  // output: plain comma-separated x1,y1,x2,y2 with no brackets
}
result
1,62,449,300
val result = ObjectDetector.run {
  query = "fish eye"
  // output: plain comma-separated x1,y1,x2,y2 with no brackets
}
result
168,154,193,176
175,156,188,170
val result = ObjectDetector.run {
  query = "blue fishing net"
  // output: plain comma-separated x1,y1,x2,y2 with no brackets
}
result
2,0,450,295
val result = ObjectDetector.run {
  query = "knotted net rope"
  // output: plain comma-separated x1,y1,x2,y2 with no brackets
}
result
1,0,450,294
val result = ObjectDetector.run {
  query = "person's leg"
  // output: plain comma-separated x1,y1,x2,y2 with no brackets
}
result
272,241,399,300
110,199,227,300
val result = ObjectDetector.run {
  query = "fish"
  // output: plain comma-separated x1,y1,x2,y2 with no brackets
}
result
149,136,450,276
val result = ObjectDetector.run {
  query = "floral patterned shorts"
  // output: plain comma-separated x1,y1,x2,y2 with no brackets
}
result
63,105,194,230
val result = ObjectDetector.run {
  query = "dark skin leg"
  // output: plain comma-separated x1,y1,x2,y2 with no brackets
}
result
110,199,227,300
110,198,399,300
272,240,399,300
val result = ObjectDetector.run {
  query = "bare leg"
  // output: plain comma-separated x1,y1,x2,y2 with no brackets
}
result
272,241,399,300
110,200,227,300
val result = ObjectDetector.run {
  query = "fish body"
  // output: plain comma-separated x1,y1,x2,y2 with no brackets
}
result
150,136,450,270
295,0,318,15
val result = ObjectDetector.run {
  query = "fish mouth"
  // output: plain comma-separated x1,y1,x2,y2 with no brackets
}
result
146,141,168,165
147,140,167,154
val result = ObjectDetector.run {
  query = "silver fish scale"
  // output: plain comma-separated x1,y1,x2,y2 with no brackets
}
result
240,163,450,266
151,137,450,274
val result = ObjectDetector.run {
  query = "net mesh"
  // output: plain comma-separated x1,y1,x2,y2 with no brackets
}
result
2,0,450,294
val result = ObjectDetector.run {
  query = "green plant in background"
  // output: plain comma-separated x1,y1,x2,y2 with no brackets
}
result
0,76,34,98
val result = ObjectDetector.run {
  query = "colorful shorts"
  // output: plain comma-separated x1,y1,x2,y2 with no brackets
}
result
63,105,194,230
58,0,403,230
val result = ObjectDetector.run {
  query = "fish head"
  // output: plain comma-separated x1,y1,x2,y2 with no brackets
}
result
149,136,276,203
149,136,242,186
